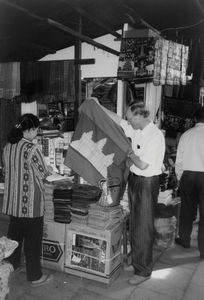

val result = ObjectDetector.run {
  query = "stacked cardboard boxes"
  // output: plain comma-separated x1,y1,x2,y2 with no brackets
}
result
40,219,123,284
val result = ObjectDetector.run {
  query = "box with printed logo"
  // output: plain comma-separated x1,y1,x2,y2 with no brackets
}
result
64,222,122,279
41,221,66,272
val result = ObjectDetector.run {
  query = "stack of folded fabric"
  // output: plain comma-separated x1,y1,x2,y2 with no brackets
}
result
88,203,124,230
71,204,89,224
53,188,72,223
72,184,101,205
71,184,101,225
44,183,54,222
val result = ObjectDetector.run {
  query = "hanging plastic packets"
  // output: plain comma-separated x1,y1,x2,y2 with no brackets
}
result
98,179,112,207
154,216,177,248
98,177,121,207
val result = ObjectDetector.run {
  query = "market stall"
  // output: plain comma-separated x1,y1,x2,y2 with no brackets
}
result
0,0,203,290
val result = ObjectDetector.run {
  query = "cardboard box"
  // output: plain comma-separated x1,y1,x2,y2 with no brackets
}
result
65,223,122,277
41,221,66,272
64,263,121,284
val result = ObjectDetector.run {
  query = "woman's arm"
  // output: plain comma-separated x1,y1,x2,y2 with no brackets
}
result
30,145,50,179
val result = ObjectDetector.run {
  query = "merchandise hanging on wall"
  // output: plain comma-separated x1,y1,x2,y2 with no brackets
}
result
20,61,75,103
117,37,189,86
117,37,156,82
0,62,20,99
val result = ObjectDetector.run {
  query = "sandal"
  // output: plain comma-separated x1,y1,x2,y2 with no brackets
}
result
30,274,53,287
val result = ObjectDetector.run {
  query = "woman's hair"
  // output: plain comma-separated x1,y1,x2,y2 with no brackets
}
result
128,101,150,118
7,113,40,144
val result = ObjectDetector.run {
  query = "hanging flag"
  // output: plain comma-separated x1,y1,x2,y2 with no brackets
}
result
64,99,131,204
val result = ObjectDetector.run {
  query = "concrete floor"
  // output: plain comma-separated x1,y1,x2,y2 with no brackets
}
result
1,213,204,300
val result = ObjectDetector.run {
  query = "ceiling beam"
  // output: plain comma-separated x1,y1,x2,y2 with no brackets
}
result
60,0,122,39
0,0,120,56
115,0,160,35
74,58,95,65
0,36,56,54
47,18,120,56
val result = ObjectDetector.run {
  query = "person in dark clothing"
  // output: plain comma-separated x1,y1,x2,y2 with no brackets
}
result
175,107,204,258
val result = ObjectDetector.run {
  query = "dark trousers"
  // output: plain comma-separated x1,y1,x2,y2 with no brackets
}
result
6,216,43,281
128,172,159,276
179,171,204,256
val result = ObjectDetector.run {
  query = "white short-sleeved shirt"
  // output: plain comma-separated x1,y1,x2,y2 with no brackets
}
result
120,120,165,177
175,123,204,180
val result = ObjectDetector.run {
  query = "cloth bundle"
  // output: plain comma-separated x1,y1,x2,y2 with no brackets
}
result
71,184,101,225
0,236,18,300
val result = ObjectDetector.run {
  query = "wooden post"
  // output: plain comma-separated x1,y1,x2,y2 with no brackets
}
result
117,80,127,117
74,16,82,128
73,16,82,184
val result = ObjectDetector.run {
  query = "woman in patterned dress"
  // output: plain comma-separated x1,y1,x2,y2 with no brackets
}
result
2,114,53,287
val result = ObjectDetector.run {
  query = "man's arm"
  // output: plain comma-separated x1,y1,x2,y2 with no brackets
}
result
175,135,184,181
128,151,149,170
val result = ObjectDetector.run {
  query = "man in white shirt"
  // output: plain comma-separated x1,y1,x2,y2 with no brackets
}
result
91,99,165,285
175,106,204,258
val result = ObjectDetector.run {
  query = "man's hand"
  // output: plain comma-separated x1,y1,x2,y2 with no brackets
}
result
126,158,133,168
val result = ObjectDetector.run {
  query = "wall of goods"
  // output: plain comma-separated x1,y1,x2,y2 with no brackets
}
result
0,60,76,165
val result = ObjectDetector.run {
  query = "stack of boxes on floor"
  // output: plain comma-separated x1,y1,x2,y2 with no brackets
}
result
154,151,180,248
41,182,124,283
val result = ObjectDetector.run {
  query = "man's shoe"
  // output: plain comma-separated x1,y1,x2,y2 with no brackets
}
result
175,237,190,248
128,274,150,285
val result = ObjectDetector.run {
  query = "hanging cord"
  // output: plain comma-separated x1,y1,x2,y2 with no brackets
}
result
161,18,204,33
195,0,204,15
